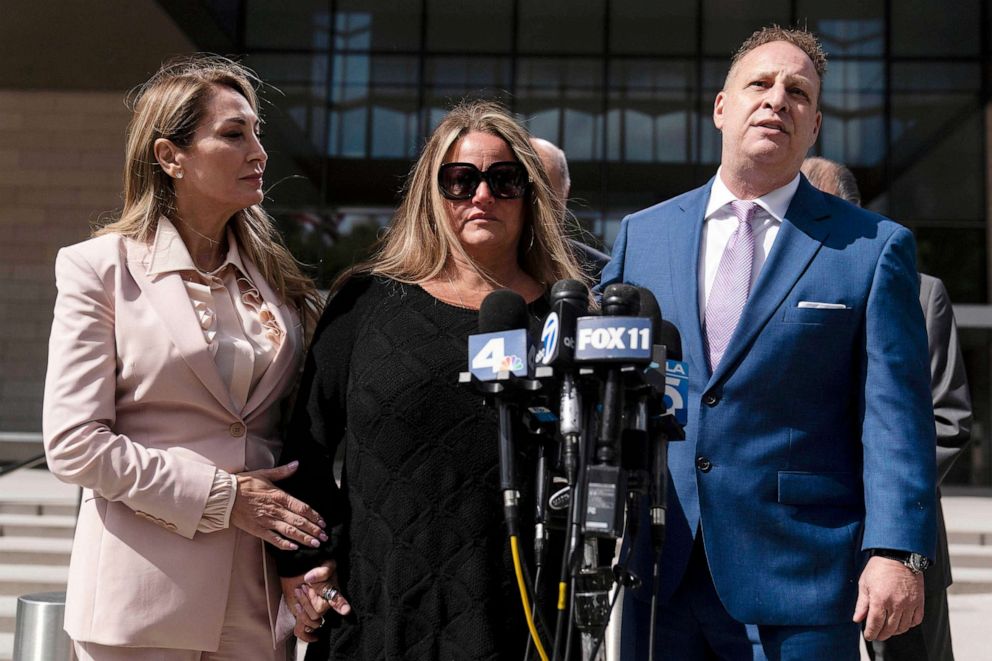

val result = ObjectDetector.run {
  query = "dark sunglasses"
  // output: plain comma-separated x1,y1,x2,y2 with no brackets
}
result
437,161,530,200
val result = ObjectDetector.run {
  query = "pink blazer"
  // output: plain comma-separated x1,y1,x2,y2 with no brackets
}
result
42,232,302,650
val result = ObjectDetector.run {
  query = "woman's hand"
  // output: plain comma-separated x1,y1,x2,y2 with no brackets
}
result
230,461,327,551
281,560,351,642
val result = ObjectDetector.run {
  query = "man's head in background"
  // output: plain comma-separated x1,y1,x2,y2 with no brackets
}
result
801,156,862,206
530,137,571,201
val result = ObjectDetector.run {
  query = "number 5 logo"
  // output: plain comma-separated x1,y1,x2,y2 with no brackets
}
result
664,376,684,416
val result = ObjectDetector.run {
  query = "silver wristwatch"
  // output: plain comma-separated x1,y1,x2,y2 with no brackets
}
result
871,548,931,574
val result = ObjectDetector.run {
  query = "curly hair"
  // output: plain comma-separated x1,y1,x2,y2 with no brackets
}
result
727,25,828,103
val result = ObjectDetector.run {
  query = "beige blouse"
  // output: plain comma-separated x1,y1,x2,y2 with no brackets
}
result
146,218,285,532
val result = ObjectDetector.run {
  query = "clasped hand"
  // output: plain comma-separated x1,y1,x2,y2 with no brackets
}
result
281,560,352,642
230,460,328,551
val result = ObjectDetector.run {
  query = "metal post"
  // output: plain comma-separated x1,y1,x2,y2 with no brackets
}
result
13,591,72,661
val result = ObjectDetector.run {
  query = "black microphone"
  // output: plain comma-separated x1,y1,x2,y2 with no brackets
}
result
660,320,682,362
478,289,529,536
535,279,589,566
541,280,589,484
635,289,686,552
479,289,529,335
581,284,639,539
596,283,640,464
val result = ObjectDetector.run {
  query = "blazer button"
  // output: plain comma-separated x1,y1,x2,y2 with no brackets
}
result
696,456,712,473
703,392,720,406
229,422,246,437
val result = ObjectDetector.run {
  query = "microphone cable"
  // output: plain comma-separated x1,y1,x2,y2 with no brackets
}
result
551,412,591,661
511,531,550,661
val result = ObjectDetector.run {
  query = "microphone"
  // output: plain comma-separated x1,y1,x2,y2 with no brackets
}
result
596,283,641,464
535,279,589,566
476,290,530,536
636,289,679,551
467,289,532,382
582,284,640,538
660,321,682,362
480,289,529,334
540,280,589,484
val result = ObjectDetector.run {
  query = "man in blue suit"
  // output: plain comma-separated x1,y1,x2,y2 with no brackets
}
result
606,26,937,659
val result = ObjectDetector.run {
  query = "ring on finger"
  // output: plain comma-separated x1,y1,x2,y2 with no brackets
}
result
322,586,339,602
304,626,313,634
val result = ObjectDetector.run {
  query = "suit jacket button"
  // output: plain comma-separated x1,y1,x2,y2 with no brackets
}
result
229,422,245,437
703,393,719,406
696,456,712,472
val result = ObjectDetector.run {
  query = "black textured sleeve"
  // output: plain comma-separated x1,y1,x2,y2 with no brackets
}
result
273,276,375,576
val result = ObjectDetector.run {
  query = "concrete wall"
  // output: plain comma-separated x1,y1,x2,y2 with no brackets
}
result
0,1,196,433
0,90,129,431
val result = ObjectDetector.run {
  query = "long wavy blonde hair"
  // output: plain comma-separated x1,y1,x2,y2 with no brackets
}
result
96,54,321,332
336,100,588,291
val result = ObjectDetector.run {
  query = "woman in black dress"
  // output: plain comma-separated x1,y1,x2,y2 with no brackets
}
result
275,100,589,660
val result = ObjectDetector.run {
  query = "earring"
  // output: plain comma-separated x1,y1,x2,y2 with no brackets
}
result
527,225,536,252
175,169,184,179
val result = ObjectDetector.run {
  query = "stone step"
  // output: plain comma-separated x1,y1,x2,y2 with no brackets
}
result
0,503,76,517
0,514,75,539
0,565,67,598
948,566,992,594
0,537,72,566
948,530,992,546
949,543,992,568
0,597,16,635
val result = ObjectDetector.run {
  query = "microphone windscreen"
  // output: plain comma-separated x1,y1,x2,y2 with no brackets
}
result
479,289,529,333
550,279,589,308
602,283,640,316
636,287,663,343
660,321,683,361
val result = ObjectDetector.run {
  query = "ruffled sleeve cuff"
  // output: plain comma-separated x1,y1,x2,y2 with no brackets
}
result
196,469,238,533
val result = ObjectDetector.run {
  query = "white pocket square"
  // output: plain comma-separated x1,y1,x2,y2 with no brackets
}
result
797,301,849,310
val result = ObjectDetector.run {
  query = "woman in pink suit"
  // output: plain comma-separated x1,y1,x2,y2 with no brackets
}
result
42,55,326,660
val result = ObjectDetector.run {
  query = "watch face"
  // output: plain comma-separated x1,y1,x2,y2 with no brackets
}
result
908,553,931,572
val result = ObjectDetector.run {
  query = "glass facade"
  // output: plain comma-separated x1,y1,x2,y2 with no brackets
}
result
213,1,992,487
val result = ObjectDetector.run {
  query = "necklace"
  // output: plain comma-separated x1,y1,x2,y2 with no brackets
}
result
175,217,223,247
445,273,471,308
175,217,226,272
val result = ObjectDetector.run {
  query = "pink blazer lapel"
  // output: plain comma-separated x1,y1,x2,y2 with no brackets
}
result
241,257,302,416
125,239,238,417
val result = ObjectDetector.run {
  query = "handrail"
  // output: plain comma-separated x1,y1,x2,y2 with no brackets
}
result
0,452,48,479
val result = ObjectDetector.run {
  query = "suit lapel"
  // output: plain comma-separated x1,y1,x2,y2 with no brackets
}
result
241,257,301,416
668,183,711,378
706,177,832,388
126,239,239,417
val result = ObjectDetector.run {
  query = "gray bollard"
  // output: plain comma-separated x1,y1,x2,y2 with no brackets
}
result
13,592,72,661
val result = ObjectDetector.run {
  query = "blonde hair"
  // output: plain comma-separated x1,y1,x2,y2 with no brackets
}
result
335,100,588,291
96,54,321,332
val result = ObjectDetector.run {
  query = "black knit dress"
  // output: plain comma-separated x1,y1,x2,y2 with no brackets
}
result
277,276,550,661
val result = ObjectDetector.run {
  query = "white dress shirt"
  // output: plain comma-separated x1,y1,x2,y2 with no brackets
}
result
699,169,801,323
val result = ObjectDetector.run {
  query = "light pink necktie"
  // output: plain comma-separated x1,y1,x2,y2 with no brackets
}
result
705,200,758,370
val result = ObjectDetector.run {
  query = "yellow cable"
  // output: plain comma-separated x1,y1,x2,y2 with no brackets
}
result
557,581,567,611
510,534,550,661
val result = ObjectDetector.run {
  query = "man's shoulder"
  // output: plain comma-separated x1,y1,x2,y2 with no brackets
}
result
623,182,711,227
815,189,906,237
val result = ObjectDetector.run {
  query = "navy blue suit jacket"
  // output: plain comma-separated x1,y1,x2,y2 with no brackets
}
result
603,176,937,625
